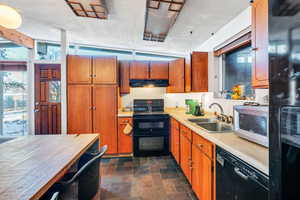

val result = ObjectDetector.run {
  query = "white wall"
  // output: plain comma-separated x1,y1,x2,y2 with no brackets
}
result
196,7,252,51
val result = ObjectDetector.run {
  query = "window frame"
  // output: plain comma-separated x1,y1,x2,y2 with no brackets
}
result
214,31,254,100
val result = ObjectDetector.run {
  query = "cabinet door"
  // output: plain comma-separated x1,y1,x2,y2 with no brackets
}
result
130,61,149,80
252,0,269,88
191,52,208,92
119,61,130,94
68,85,92,133
180,133,192,183
167,58,185,93
171,118,180,164
149,61,169,79
93,85,118,154
93,56,118,84
67,55,92,84
192,144,213,200
118,117,133,154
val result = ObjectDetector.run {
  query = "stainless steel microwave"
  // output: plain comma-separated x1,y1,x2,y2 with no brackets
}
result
233,105,269,147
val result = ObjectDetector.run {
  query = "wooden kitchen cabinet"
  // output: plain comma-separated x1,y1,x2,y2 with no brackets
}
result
118,117,133,154
167,58,185,93
171,118,180,164
192,143,213,200
67,85,93,133
252,0,269,88
67,55,92,84
93,85,118,154
130,61,149,80
119,60,130,94
191,52,208,92
93,56,118,84
180,124,192,183
192,131,214,200
149,61,169,80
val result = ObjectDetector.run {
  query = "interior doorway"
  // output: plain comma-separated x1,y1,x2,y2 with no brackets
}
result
34,64,61,135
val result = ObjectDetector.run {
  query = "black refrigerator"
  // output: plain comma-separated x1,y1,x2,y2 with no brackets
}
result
269,0,300,200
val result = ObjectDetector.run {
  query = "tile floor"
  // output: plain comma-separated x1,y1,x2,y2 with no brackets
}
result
100,156,197,200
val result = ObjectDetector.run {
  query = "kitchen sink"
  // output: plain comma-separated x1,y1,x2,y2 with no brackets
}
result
188,118,217,123
196,122,233,133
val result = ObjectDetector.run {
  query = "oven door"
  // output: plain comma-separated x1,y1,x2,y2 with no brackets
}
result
133,135,169,156
133,115,169,136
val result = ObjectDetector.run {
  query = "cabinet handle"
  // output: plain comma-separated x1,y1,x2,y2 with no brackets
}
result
90,74,93,78
93,106,96,110
93,74,96,78
197,144,204,148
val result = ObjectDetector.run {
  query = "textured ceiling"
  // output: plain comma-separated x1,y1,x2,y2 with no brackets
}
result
2,0,249,55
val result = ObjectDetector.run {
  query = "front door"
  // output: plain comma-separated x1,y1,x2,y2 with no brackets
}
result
35,64,61,135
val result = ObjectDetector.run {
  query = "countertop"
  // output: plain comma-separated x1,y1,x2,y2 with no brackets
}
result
165,108,269,175
118,109,133,117
0,134,99,200
117,108,269,175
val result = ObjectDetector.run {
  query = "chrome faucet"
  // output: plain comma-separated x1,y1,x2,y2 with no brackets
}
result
209,103,224,114
208,103,232,123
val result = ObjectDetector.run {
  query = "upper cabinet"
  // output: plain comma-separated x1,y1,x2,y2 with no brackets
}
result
93,56,118,84
191,52,208,92
119,60,130,94
149,61,169,80
130,61,149,80
167,58,185,93
67,55,118,85
67,55,92,84
252,0,269,88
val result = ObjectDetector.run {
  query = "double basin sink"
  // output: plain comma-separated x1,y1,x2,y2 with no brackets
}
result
187,118,233,133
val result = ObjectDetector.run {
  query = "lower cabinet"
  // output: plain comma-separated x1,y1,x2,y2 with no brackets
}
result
117,117,133,154
171,118,180,164
192,135,214,200
171,117,215,200
180,125,192,183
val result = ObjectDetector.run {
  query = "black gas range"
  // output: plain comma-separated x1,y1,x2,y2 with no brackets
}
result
133,99,170,157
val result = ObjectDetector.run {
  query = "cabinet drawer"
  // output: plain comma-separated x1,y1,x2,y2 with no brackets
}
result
118,117,132,125
180,124,192,141
171,118,180,131
192,131,213,159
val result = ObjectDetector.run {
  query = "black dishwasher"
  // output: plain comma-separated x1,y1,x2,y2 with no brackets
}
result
216,146,269,200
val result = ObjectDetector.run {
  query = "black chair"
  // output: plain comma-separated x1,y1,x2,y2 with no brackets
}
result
50,192,60,200
40,145,107,200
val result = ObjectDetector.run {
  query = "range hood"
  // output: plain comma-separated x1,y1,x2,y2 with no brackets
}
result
130,79,168,87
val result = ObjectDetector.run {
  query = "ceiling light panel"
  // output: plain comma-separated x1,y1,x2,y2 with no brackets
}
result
65,0,108,19
144,0,186,42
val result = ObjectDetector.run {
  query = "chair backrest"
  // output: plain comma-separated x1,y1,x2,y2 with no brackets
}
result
63,145,108,185
50,192,60,200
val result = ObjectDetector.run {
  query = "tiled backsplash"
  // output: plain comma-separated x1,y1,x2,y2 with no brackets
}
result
121,88,269,116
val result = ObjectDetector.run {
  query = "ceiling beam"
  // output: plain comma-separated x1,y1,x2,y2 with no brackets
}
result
0,25,34,49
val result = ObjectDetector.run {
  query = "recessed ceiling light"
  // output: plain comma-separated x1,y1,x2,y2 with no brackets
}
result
144,0,186,42
65,0,108,19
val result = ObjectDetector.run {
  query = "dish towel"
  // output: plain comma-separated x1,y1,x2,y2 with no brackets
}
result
123,123,133,135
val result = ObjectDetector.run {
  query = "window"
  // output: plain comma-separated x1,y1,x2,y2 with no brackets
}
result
0,64,28,136
36,42,61,60
0,40,28,60
221,44,253,98
77,46,133,60
135,52,178,61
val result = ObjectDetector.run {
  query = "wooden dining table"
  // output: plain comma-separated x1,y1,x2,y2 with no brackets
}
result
0,134,99,200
